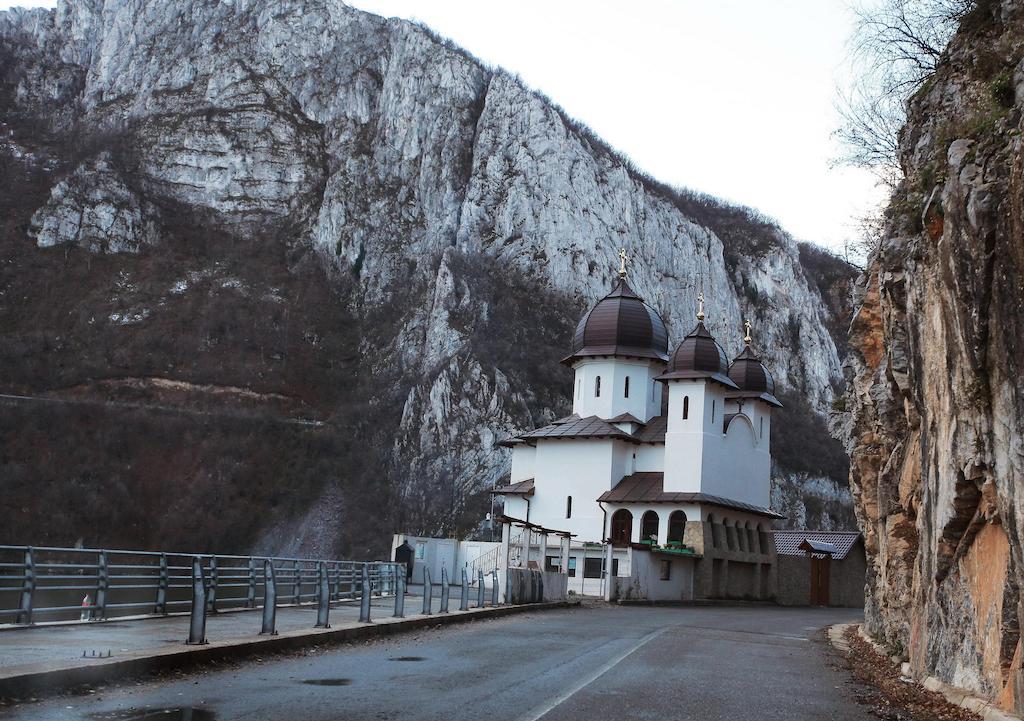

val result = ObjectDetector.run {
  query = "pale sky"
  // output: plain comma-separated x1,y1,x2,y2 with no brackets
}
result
1,0,887,253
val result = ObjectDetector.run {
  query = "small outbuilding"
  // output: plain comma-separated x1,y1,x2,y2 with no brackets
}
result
771,530,865,607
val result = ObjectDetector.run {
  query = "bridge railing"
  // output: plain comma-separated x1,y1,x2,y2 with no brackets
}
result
0,545,403,626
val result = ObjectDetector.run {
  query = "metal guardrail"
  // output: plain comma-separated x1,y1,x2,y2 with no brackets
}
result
0,545,404,628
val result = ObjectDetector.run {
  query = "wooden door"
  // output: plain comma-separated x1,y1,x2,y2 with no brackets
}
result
809,556,831,606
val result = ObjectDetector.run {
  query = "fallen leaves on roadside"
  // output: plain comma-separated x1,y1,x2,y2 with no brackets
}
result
838,626,981,721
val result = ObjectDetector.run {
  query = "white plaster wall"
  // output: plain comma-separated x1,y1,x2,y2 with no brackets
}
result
663,379,716,493
611,441,635,483
614,548,695,601
701,413,771,507
634,444,664,472
571,358,664,421
530,439,616,541
502,495,530,522
510,444,536,482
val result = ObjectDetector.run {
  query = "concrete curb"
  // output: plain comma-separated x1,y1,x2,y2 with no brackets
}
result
827,623,1021,721
0,601,577,700
615,599,778,608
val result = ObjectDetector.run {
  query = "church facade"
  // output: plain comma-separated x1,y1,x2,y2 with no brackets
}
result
493,257,784,600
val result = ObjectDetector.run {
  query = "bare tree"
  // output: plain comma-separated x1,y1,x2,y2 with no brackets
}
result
834,0,973,188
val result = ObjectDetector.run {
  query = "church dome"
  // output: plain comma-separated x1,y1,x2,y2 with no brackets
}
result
727,330,783,406
728,346,775,395
658,320,738,388
562,277,669,365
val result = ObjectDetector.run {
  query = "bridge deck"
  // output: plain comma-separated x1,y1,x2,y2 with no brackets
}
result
0,594,452,672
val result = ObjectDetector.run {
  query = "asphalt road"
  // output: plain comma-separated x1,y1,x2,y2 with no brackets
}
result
2,604,871,721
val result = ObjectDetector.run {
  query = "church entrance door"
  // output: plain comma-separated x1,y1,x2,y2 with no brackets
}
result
809,556,830,606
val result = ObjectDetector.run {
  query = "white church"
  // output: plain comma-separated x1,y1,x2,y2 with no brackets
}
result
492,254,784,599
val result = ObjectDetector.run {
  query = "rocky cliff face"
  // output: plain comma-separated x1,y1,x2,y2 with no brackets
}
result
1,0,852,555
847,0,1024,710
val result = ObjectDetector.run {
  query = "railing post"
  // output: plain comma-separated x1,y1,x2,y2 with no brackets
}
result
393,571,405,618
477,569,485,608
260,560,277,635
291,560,300,606
330,562,340,601
155,553,168,615
491,569,499,606
315,561,330,628
460,567,469,611
440,567,449,613
359,563,371,623
206,556,218,613
246,557,256,609
95,551,109,620
421,567,432,615
186,557,208,645
16,547,34,625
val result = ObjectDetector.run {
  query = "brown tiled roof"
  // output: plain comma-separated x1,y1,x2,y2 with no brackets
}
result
490,478,535,496
607,412,645,424
506,414,668,446
771,531,862,559
596,472,784,518
518,415,633,441
633,415,667,443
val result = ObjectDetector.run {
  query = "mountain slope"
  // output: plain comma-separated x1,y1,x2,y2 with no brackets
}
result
1,0,852,555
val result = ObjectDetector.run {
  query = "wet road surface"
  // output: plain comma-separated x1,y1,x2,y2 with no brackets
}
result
2,604,871,721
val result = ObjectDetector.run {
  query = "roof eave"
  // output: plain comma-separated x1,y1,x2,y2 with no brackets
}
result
655,370,740,390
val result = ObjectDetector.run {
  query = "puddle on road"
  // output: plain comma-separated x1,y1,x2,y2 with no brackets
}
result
87,707,216,721
301,678,352,686
388,656,425,662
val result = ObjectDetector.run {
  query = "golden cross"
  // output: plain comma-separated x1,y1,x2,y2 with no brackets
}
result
697,291,705,322
618,248,628,278
744,318,752,345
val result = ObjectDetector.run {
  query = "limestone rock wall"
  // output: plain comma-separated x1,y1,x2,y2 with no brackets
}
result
847,0,1024,710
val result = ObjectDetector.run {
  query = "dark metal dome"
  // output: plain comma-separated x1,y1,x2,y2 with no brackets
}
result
562,278,669,365
658,321,738,388
728,345,783,407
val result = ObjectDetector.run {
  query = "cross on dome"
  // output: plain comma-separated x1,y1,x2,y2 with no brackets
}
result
744,319,752,345
618,248,628,279
696,292,706,322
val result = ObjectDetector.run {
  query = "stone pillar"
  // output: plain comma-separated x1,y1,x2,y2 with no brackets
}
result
500,522,511,568
559,536,570,573
604,543,615,602
657,509,671,546
520,527,531,568
539,532,549,571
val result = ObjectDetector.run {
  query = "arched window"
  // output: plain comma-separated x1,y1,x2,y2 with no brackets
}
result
595,376,601,397
707,513,719,548
724,518,736,551
682,396,689,420
668,510,687,544
566,496,572,519
640,511,659,543
609,509,633,546
624,376,630,398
